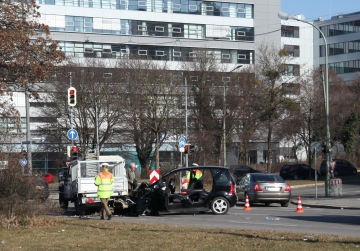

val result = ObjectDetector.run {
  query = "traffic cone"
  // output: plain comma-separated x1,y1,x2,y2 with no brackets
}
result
244,195,252,210
295,196,304,213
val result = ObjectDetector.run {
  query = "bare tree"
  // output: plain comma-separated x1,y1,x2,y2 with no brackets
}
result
255,43,299,172
36,58,127,160
118,58,181,171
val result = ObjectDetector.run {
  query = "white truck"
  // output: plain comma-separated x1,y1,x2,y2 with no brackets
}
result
59,156,128,215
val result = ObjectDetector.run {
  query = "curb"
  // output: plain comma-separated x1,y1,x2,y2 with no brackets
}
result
290,200,360,210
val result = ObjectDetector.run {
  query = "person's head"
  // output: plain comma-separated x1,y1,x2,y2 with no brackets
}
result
129,163,136,171
101,163,109,172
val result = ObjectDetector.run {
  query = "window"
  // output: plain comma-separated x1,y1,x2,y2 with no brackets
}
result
281,25,299,38
284,64,300,76
173,51,181,57
172,27,182,33
103,73,112,78
138,50,147,55
156,50,165,56
155,26,164,32
283,45,300,57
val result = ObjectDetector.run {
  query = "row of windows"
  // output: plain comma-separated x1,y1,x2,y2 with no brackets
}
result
281,25,299,38
42,15,255,41
59,42,255,64
319,40,360,57
321,60,360,74
37,0,254,18
319,20,360,37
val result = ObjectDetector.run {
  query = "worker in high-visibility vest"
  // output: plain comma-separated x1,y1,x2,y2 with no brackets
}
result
95,163,114,220
182,163,202,190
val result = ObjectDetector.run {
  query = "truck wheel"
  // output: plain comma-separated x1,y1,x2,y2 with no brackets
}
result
74,197,86,215
59,193,68,209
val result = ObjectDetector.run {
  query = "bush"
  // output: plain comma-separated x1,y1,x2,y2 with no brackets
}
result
0,165,50,228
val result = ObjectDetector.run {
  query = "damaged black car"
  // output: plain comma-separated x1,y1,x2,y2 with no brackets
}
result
114,166,237,216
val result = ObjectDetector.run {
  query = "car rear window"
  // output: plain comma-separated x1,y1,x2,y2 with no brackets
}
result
252,175,284,183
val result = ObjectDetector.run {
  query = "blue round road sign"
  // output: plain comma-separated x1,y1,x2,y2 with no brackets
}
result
67,129,78,140
179,137,186,148
19,158,27,167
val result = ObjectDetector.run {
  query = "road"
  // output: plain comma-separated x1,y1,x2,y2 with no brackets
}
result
51,184,360,237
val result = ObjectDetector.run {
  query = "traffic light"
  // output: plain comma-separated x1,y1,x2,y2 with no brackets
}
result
184,145,189,154
189,145,196,154
68,87,77,107
71,146,79,161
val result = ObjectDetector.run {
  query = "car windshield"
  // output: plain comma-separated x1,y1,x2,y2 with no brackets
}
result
252,174,284,183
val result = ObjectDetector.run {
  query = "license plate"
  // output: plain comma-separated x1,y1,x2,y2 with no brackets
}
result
266,186,280,191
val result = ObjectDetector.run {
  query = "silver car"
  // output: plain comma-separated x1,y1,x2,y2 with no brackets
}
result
236,173,291,207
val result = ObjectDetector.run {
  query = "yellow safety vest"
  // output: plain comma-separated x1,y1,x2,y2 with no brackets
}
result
95,171,114,198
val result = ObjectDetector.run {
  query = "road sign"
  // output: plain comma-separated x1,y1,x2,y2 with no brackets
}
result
179,137,186,148
149,170,160,184
310,142,322,154
19,158,27,167
67,129,78,140
179,147,184,152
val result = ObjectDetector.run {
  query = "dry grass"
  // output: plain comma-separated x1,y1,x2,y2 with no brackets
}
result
0,218,360,251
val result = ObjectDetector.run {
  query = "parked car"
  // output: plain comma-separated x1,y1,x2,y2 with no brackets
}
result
42,173,54,183
279,164,319,180
319,159,357,176
235,173,291,207
19,175,50,201
118,166,238,216
230,165,262,181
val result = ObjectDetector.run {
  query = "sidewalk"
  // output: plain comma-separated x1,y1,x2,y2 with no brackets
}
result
291,183,360,210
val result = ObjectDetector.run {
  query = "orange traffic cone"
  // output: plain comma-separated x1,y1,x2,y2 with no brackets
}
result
295,196,304,213
244,195,252,210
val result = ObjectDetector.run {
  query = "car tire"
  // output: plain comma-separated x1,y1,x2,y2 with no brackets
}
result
352,169,357,175
293,174,299,180
281,201,289,207
74,196,86,215
210,197,230,215
59,193,69,209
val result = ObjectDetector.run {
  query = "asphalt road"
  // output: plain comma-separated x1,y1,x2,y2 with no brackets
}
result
51,184,360,237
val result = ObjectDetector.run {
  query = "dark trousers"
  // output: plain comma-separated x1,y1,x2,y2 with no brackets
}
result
100,198,111,217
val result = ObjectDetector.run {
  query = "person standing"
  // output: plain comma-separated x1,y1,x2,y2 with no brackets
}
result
94,163,114,220
126,163,140,193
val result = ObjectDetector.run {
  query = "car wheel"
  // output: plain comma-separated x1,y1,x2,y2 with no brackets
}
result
59,193,68,209
281,201,289,207
211,197,230,215
293,174,299,180
265,202,271,207
74,197,86,215
352,169,357,175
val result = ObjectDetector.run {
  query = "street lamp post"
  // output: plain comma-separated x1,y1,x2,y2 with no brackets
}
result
223,65,243,167
278,12,331,197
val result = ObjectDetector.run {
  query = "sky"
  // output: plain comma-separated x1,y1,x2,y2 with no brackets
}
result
282,0,360,21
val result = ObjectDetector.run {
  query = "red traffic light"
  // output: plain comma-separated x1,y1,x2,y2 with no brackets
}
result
71,146,78,153
69,89,75,95
184,145,189,154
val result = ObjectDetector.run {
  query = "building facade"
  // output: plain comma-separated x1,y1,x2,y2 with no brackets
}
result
314,12,360,82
